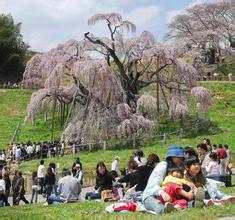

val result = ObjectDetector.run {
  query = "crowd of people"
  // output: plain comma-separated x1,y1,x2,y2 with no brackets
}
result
0,138,234,215
2,141,66,164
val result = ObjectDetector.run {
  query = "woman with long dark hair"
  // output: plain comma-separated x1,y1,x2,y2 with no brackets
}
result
85,161,114,200
44,167,56,200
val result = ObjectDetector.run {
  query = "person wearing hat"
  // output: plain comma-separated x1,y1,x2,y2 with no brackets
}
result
111,156,120,173
72,157,83,177
142,145,186,214
74,164,83,186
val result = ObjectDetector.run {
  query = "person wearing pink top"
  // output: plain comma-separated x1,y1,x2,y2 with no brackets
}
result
206,152,219,176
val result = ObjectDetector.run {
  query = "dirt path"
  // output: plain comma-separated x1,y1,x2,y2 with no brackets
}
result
7,186,93,206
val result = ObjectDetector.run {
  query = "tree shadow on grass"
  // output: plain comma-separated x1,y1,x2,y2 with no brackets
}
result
185,120,223,138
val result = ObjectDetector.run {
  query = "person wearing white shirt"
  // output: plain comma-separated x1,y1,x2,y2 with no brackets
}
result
1,150,6,161
37,160,45,194
206,152,219,176
111,156,120,172
36,144,41,159
12,144,17,156
0,172,9,206
134,150,147,167
15,146,21,164
74,164,83,185
0,177,6,193
26,145,34,157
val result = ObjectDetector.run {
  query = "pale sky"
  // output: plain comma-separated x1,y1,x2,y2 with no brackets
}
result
0,0,215,52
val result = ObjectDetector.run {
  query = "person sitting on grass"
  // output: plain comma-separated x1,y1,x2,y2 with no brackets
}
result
74,163,83,186
197,143,210,175
206,152,219,176
142,145,196,214
85,162,114,200
46,168,81,205
184,156,235,206
116,159,139,189
184,146,198,159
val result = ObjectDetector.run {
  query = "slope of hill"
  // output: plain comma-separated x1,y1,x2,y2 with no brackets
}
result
0,82,235,219
0,89,61,149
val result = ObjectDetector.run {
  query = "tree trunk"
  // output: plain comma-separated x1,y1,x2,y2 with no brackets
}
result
51,94,57,142
208,48,216,64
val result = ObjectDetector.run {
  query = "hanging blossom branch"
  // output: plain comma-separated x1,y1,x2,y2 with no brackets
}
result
22,12,210,144
191,86,212,111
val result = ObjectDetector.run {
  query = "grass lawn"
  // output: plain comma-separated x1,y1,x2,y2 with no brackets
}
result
17,82,235,176
0,82,235,219
0,89,61,149
0,181,235,220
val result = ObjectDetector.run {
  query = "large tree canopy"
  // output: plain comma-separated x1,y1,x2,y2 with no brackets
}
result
0,14,28,83
22,13,211,144
165,1,235,65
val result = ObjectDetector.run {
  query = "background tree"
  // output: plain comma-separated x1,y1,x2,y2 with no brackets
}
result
0,14,28,83
165,1,234,66
22,13,211,145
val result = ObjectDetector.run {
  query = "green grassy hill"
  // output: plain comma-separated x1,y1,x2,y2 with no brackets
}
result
0,89,61,149
0,82,235,171
0,82,235,219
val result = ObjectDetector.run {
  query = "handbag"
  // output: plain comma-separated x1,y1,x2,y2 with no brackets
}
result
101,189,113,200
32,185,41,191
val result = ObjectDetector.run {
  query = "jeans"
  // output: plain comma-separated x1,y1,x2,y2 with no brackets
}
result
47,195,63,205
46,185,53,200
30,189,38,203
38,178,44,194
85,192,101,200
52,184,58,196
143,196,165,214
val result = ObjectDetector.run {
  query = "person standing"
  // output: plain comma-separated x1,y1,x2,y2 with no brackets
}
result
37,160,45,194
15,146,21,164
12,170,18,205
61,141,65,156
30,171,39,203
0,171,9,206
14,171,29,205
44,167,56,200
3,172,11,206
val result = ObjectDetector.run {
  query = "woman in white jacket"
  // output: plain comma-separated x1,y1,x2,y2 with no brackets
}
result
142,145,200,214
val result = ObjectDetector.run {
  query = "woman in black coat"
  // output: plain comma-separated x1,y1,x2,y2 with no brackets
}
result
85,161,114,200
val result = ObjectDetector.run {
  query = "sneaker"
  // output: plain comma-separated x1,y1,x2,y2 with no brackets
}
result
194,188,205,208
174,204,184,210
204,199,213,206
164,202,175,213
43,202,48,206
